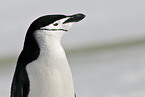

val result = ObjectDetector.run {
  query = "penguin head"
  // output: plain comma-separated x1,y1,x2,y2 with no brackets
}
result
28,13,85,35
26,13,85,45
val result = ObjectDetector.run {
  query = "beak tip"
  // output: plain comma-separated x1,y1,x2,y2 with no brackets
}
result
78,13,86,18
74,13,86,20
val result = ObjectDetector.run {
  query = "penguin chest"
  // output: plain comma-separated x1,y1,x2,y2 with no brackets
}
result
26,56,74,97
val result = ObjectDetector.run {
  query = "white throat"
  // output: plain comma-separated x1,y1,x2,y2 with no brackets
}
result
26,30,74,97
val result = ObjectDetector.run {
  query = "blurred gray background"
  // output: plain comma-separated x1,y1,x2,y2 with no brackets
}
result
0,0,145,97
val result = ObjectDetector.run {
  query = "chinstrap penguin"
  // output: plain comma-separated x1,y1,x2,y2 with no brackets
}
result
10,13,85,97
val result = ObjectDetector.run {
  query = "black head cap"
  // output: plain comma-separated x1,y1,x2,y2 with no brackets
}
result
28,15,66,32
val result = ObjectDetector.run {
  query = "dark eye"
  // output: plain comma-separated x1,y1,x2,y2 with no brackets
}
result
53,23,58,26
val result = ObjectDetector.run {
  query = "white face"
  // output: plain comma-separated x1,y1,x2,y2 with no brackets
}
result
40,17,74,32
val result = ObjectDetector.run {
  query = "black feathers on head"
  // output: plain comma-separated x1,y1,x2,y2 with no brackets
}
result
28,15,66,32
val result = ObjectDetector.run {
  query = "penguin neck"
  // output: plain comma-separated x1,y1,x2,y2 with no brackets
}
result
34,30,67,60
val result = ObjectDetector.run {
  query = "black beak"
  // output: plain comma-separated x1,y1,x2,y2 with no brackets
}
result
63,13,85,24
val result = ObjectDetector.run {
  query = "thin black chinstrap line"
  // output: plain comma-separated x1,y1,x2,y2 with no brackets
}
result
39,29,68,31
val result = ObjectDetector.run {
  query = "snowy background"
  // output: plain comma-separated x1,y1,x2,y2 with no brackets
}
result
0,0,145,97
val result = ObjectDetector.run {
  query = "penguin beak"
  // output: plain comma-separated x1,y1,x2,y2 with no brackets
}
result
63,13,85,24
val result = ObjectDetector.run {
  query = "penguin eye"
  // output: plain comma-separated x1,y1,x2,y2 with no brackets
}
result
53,23,58,26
